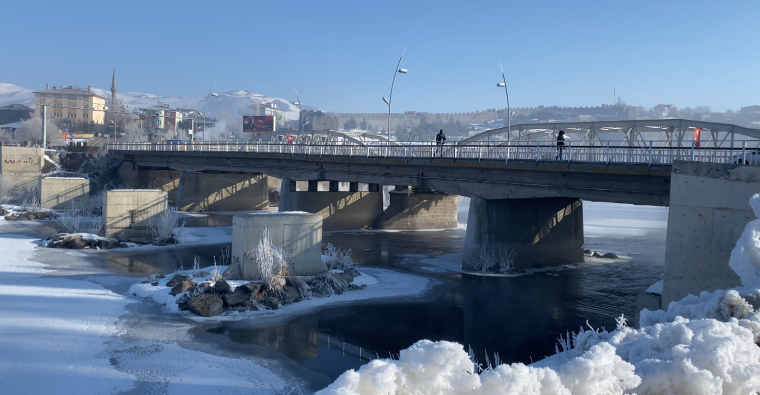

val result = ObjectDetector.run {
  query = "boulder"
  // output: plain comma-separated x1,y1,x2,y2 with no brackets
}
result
97,238,119,250
223,290,250,307
238,282,261,295
177,294,191,311
584,249,592,254
170,280,196,296
214,279,232,294
602,252,619,259
263,296,280,310
221,265,242,280
17,212,36,221
166,274,192,287
281,285,301,305
64,236,90,249
592,252,603,258
187,294,224,317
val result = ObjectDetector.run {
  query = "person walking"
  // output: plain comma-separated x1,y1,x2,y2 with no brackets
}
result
556,130,566,160
435,129,446,157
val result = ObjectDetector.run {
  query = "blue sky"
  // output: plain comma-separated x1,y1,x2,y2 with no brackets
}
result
1,0,757,113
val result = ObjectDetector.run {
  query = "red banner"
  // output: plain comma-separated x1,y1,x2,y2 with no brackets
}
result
693,128,701,148
243,116,276,132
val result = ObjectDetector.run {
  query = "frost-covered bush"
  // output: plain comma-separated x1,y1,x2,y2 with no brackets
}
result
61,200,101,234
149,207,184,245
0,175,11,204
248,227,288,295
466,242,517,273
323,243,355,271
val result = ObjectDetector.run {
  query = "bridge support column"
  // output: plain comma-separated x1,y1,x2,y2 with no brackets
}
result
117,163,180,201
374,187,458,229
463,197,584,270
661,162,754,305
176,172,269,212
279,180,383,230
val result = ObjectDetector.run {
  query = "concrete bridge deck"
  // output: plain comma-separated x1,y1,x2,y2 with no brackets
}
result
111,144,673,206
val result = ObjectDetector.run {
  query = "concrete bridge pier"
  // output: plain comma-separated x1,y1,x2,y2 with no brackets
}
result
463,197,584,270
374,187,459,229
279,178,383,230
176,171,269,212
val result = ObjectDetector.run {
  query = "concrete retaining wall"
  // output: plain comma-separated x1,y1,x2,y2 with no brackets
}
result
661,161,756,305
103,189,167,239
39,177,90,209
177,172,268,212
463,197,584,270
0,146,44,190
375,190,458,229
232,212,325,279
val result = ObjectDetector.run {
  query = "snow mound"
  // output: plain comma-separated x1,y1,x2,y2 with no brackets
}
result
645,279,663,294
729,193,760,286
317,340,639,395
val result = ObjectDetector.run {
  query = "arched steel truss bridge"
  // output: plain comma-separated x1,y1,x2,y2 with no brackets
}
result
460,119,760,148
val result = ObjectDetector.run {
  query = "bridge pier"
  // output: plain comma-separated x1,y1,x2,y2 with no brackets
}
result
176,172,269,212
463,197,584,270
661,162,754,305
374,187,459,229
278,178,383,230
117,163,180,201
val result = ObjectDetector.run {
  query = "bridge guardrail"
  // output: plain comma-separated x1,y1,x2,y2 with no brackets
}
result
108,141,759,166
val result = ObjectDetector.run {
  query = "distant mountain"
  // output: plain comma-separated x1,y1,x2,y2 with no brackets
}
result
0,83,315,121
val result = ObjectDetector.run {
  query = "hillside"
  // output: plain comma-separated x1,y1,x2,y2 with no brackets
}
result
0,83,313,121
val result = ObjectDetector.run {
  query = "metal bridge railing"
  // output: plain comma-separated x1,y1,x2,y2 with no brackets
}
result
108,140,759,166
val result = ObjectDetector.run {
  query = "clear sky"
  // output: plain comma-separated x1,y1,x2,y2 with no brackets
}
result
1,0,757,113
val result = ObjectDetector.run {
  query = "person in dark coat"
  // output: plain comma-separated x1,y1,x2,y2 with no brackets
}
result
435,129,446,157
556,130,566,160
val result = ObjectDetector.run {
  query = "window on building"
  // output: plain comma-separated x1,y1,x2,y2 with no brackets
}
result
83,104,88,109
68,96,76,100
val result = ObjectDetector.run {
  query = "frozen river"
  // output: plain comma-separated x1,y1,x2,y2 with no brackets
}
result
0,200,668,393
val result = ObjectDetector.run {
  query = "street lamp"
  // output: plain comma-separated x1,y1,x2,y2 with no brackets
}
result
202,80,217,142
497,62,511,143
383,49,408,146
294,88,304,138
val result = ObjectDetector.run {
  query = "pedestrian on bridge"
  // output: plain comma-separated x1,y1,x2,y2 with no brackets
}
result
556,130,566,160
436,129,446,157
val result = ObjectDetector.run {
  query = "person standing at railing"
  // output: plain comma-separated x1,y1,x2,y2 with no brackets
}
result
556,130,566,160
436,129,446,157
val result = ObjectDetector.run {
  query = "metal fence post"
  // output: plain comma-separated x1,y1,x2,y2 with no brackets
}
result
742,140,747,164
648,141,653,167
605,141,610,165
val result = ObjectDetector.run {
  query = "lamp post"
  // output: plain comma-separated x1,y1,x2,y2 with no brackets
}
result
202,80,218,142
383,49,408,146
294,89,304,140
496,63,510,143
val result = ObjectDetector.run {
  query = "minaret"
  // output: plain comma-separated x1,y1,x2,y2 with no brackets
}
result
111,70,117,105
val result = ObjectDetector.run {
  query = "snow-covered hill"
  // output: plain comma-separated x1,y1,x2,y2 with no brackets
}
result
0,83,314,121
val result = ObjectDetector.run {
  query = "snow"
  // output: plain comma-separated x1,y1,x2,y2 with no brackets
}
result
645,279,663,295
0,233,133,393
318,194,760,395
0,223,290,393
129,266,430,322
174,226,232,245
350,272,379,287
317,340,640,395
0,82,312,121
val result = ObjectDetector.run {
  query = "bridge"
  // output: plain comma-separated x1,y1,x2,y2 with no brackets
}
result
109,119,760,308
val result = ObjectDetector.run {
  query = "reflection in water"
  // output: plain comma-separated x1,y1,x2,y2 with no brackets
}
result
105,244,231,275
193,225,663,384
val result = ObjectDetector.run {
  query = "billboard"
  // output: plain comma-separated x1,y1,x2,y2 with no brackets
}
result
243,116,276,132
